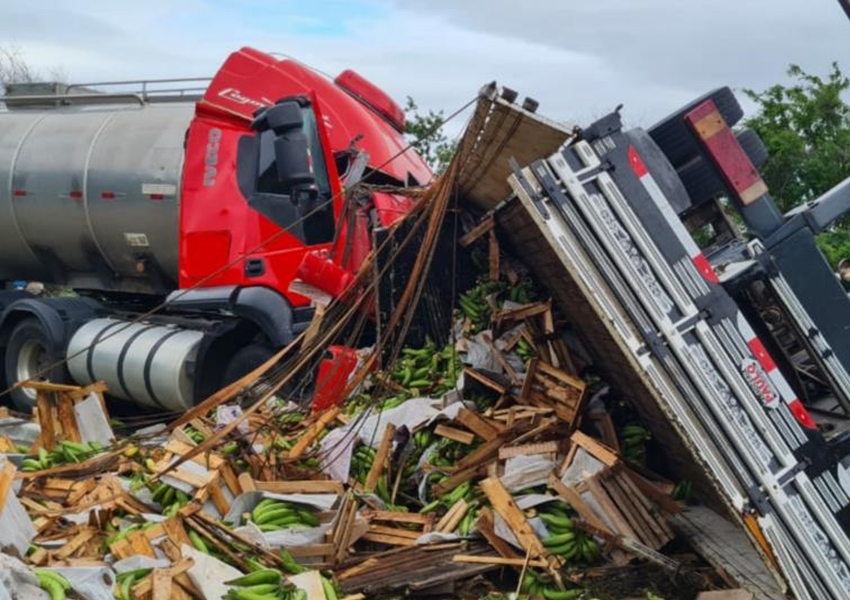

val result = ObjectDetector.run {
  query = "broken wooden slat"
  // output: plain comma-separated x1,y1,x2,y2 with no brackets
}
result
462,367,506,395
253,479,344,495
568,431,619,468
488,229,500,282
435,498,469,533
546,472,611,534
455,408,502,441
288,406,341,459
365,423,397,491
434,424,475,445
361,532,416,547
459,215,495,247
498,440,559,460
479,477,547,561
453,555,548,568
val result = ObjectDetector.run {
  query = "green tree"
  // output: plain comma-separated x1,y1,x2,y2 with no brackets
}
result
744,63,850,267
744,63,850,213
403,97,456,174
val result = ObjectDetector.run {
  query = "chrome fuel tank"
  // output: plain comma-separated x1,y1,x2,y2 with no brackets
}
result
0,103,193,293
66,317,203,410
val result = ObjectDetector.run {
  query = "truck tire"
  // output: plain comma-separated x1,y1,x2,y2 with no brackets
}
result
648,87,743,169
4,318,66,410
676,127,770,211
222,343,274,387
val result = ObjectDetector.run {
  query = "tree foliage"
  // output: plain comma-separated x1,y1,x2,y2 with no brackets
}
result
744,63,850,213
744,63,850,267
404,97,456,174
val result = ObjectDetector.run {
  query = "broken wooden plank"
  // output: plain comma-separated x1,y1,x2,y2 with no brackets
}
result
365,423,397,491
479,477,547,560
453,555,548,568
434,424,475,445
289,406,341,459
253,479,344,495
455,408,503,442
459,215,495,247
499,441,559,460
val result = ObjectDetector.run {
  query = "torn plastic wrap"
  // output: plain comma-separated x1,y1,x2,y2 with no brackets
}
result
501,454,557,493
0,554,46,600
0,458,36,556
183,544,243,600
319,397,467,482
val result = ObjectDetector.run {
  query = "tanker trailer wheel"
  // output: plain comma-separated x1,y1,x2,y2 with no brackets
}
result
4,318,67,411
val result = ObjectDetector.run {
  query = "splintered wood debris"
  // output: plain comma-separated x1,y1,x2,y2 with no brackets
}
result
0,104,771,600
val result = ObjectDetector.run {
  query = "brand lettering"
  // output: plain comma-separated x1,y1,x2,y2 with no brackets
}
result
203,128,222,187
217,87,270,109
741,358,778,406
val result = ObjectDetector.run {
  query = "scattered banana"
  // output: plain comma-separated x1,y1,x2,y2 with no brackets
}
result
35,570,71,600
114,568,152,600
225,568,307,600
620,423,651,466
245,498,319,532
21,440,104,471
538,502,601,564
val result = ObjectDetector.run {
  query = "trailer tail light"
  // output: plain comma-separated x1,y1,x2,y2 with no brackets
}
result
335,69,406,132
312,345,359,412
685,100,768,206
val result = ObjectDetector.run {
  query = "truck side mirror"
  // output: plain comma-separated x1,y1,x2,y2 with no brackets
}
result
274,130,316,192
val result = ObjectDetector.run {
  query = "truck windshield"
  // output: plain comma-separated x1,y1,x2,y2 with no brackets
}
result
257,105,331,198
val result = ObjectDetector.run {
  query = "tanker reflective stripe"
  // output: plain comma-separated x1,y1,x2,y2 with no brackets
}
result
627,144,719,285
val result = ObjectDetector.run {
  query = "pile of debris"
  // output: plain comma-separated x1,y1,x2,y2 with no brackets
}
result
0,241,763,600
0,96,773,600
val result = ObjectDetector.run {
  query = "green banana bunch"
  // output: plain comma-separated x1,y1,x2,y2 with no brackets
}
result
351,444,376,485
457,502,479,536
413,428,433,450
246,498,319,532
621,423,651,466
671,479,692,502
114,568,152,600
21,447,52,472
520,570,581,600
225,568,307,600
507,279,535,304
35,570,71,600
21,440,105,471
516,337,536,363
184,426,206,444
536,502,601,564
149,481,192,516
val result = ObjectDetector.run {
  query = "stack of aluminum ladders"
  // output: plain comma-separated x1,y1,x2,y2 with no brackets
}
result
503,108,850,600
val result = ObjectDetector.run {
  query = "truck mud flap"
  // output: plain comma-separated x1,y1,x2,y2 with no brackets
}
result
504,123,850,599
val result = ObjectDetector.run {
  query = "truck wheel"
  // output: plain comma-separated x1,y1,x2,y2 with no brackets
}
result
222,343,274,386
648,87,743,169
4,318,65,411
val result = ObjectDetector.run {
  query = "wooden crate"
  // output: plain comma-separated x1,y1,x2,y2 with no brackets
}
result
583,464,674,551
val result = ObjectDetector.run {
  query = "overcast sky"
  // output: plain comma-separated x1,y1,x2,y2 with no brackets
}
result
2,0,850,132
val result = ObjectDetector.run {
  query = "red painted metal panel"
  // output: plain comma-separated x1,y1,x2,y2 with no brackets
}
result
685,100,765,203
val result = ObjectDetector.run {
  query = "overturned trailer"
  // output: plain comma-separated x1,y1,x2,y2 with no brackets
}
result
456,85,850,599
